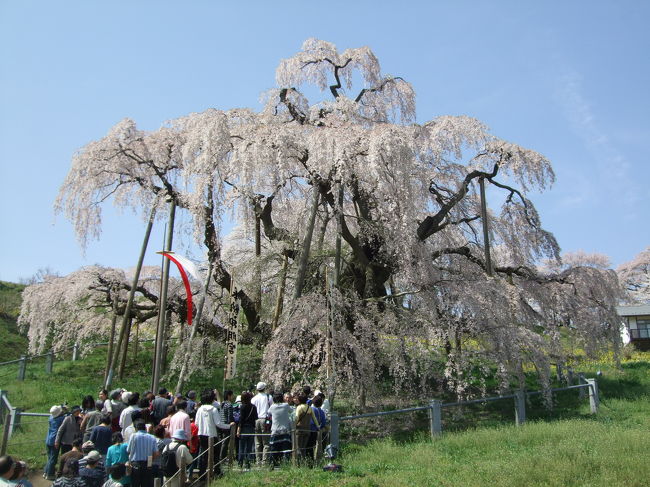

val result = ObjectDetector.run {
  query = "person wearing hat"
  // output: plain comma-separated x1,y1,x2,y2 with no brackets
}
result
55,406,82,454
108,390,125,432
251,381,273,464
162,430,193,487
79,451,104,487
44,405,66,480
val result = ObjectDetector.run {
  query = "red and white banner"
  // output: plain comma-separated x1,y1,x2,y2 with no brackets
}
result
158,251,202,326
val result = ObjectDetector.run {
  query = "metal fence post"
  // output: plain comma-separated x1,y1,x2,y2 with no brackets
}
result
578,373,586,400
429,400,442,437
9,408,21,436
515,390,526,425
45,350,54,374
586,378,599,414
17,356,26,381
567,367,574,385
328,411,339,460
153,478,161,487
72,343,79,362
0,391,6,424
0,413,10,455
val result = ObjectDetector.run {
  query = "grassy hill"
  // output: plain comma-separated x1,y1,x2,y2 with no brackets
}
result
1,348,649,486
0,280,28,360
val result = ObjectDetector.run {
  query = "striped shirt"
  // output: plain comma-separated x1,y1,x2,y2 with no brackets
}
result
126,430,157,462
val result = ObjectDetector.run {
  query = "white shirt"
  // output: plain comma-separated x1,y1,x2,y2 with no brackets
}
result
119,405,140,432
195,404,230,437
251,392,273,419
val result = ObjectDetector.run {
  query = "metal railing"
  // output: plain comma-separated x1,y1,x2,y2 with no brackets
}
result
331,376,599,448
0,339,176,381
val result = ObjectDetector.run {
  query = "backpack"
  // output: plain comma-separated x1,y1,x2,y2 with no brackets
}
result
161,442,180,477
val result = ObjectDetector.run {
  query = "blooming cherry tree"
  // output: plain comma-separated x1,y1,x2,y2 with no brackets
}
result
51,39,622,399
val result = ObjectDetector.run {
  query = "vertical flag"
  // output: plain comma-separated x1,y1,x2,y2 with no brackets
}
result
224,276,239,379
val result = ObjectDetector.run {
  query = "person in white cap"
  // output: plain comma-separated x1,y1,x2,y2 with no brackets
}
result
251,381,273,464
161,430,193,487
44,405,65,480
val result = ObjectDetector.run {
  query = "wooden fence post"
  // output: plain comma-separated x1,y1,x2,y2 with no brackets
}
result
229,424,236,463
0,413,10,455
45,350,54,374
587,378,599,414
207,436,214,483
515,390,526,425
179,454,187,486
429,400,442,437
17,356,26,381
291,429,297,466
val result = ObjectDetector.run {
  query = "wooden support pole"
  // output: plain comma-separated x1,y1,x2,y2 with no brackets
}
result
152,199,176,393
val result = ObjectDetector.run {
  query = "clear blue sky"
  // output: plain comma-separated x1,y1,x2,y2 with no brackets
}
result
1,1,648,283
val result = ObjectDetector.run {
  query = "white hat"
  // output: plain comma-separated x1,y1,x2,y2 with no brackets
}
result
122,391,132,404
50,405,62,417
172,429,188,441
84,451,101,462
235,395,242,403
256,382,267,391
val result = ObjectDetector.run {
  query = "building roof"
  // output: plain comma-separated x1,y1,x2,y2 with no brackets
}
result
617,304,650,316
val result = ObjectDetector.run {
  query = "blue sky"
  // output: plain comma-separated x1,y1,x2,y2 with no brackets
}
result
1,1,648,282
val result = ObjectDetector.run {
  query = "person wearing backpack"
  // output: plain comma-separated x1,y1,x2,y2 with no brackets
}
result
161,430,192,487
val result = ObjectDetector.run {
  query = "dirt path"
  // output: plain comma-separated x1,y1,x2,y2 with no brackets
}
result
28,471,51,487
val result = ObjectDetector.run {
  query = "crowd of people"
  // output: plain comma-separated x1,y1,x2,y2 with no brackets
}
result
0,381,331,487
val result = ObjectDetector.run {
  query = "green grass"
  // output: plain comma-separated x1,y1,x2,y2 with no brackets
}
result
218,355,650,487
0,340,263,466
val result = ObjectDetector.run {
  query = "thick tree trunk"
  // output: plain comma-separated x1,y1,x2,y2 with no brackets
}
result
272,253,289,330
293,186,320,300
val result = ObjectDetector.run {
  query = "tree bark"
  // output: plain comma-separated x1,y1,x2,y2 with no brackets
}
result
293,186,320,300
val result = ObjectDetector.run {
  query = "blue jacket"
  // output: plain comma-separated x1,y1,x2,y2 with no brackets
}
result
46,414,65,446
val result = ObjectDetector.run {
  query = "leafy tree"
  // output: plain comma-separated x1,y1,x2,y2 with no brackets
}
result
52,39,621,399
